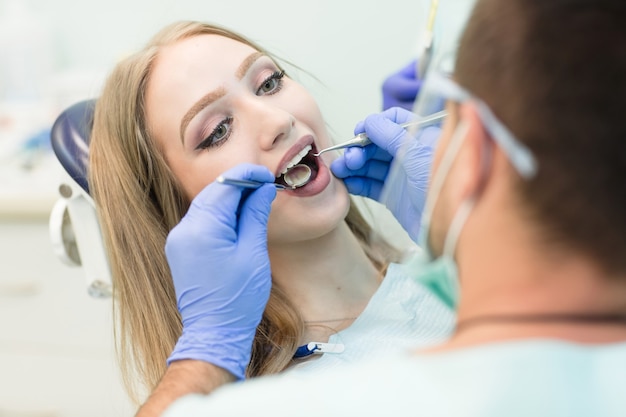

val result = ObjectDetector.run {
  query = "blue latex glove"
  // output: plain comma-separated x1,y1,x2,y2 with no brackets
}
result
331,107,440,240
382,59,421,111
165,163,277,380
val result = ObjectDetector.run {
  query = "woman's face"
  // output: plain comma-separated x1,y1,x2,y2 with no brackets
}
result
145,34,350,245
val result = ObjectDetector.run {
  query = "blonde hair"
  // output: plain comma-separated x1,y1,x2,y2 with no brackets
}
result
89,20,399,404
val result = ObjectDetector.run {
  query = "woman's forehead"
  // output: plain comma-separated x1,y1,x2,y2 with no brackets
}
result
148,34,258,102
160,34,258,66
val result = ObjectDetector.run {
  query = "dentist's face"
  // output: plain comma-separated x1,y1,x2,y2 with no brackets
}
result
145,34,350,245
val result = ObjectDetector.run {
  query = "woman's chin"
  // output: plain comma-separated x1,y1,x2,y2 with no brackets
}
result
267,196,350,246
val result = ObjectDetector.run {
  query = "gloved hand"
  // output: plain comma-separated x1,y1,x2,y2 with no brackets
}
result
165,163,277,380
382,59,421,111
331,107,440,240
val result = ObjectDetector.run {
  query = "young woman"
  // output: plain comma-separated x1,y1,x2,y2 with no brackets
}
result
88,20,454,405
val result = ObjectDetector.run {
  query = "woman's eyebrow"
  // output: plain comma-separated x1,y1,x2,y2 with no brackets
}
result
180,51,266,144
236,51,265,79
180,87,226,143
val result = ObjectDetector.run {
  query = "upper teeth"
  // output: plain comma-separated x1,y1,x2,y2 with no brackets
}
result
281,145,312,175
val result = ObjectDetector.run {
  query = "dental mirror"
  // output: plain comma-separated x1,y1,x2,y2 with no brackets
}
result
283,164,312,188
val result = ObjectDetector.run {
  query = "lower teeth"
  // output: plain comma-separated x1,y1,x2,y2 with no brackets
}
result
283,164,312,188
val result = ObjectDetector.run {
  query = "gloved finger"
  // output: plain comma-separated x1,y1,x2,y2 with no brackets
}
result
354,120,365,135
382,60,419,98
220,163,276,185
383,77,421,101
344,145,392,170
362,114,413,157
171,165,274,254
236,184,275,302
379,106,420,125
330,147,391,178
342,177,384,201
330,148,366,176
417,126,442,148
354,107,418,135
329,157,350,179
397,59,418,77
238,183,276,245
192,163,274,217
340,159,390,182
171,182,241,249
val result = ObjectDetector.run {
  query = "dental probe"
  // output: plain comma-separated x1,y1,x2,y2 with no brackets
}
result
216,176,288,190
313,110,447,157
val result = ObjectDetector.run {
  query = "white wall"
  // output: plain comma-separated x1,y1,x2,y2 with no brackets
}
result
0,0,427,415
15,0,428,136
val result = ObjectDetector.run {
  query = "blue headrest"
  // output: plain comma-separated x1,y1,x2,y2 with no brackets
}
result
50,100,97,194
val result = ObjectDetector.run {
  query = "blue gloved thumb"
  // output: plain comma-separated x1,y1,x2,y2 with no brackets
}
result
362,113,413,157
238,183,276,244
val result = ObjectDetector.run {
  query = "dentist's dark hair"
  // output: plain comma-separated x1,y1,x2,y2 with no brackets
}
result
455,0,626,274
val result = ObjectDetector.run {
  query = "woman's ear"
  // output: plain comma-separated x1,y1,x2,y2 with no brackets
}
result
449,102,492,201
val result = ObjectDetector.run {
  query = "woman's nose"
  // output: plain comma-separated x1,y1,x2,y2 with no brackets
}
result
245,100,295,149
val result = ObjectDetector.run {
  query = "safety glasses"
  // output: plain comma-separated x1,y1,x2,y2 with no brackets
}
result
422,72,538,179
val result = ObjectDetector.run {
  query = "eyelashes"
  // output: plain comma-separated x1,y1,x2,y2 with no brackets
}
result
256,70,285,96
195,70,286,151
195,116,233,150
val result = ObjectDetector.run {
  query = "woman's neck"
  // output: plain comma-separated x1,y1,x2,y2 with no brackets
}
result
268,221,383,325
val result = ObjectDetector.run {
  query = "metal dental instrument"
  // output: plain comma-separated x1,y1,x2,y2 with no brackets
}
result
217,176,288,190
313,110,447,157
417,0,440,79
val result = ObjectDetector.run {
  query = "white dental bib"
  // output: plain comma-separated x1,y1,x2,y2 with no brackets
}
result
287,256,455,374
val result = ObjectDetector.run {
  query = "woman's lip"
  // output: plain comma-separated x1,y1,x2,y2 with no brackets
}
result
275,135,315,177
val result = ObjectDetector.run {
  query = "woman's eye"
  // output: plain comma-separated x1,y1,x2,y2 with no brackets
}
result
196,117,233,150
257,71,285,95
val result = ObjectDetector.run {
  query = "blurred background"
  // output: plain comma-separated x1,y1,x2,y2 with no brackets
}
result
0,0,427,415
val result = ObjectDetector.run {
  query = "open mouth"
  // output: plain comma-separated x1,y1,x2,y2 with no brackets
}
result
275,143,320,189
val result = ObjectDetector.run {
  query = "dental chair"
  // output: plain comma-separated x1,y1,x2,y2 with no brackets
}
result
48,99,112,298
